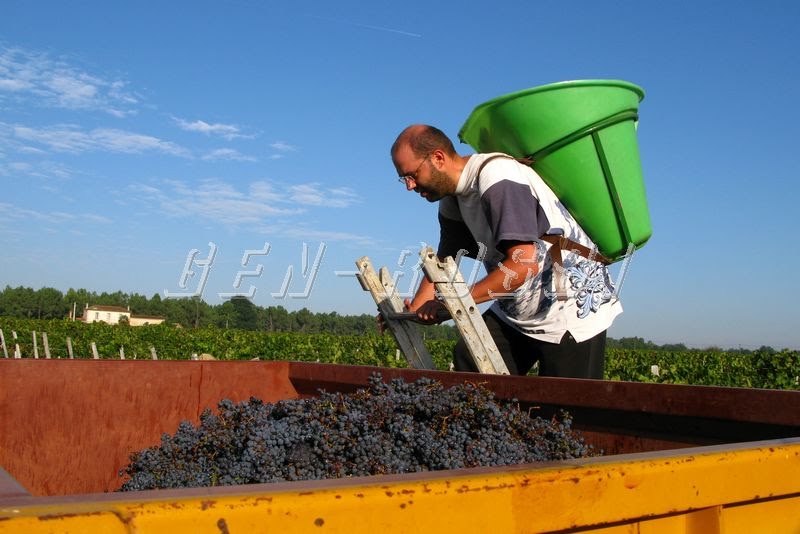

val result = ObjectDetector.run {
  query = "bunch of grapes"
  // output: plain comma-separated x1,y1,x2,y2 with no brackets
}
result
119,374,594,491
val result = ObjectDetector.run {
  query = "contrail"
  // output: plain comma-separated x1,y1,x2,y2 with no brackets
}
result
345,21,422,38
215,3,423,38
307,15,422,38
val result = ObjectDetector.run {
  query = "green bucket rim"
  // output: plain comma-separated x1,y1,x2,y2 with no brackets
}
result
461,80,645,131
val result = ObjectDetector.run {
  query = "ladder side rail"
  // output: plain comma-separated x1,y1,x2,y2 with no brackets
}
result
355,256,435,370
419,248,509,375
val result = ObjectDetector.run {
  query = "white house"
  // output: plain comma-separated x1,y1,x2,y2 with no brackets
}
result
81,304,165,326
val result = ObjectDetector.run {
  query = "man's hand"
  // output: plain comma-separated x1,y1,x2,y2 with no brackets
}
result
376,309,387,334
407,297,449,324
376,298,449,334
377,276,444,334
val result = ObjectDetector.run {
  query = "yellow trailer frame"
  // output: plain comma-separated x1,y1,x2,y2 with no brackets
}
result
2,439,798,533
1,361,799,533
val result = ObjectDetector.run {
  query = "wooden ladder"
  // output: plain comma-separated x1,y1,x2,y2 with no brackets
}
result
355,246,509,374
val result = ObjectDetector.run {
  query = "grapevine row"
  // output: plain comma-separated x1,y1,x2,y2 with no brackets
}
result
1,317,798,389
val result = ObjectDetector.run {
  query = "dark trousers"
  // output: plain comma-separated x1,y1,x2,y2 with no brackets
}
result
453,310,606,378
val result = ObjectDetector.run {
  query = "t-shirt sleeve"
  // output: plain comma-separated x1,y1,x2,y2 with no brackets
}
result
480,180,551,250
437,196,480,259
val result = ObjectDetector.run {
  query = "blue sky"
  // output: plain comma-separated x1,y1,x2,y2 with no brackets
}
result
1,1,798,349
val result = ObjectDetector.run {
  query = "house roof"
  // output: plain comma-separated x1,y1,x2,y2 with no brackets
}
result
86,305,130,313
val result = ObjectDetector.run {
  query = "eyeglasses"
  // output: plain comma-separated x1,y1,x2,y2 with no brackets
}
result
397,153,430,186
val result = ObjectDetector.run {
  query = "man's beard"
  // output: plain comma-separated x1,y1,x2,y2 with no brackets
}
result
417,166,452,202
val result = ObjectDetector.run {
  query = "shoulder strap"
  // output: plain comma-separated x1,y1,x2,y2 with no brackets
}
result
475,154,610,301
540,235,610,265
540,235,611,301
476,153,533,177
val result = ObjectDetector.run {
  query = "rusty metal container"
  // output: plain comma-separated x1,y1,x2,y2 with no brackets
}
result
1,360,799,532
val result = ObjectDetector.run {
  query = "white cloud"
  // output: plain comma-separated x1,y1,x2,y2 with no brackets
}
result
47,74,98,106
41,162,74,180
0,162,29,178
288,183,360,208
0,45,139,116
202,148,257,162
128,178,362,227
277,226,377,247
173,117,250,140
82,213,113,223
130,179,302,226
270,141,297,152
91,128,188,156
13,124,92,152
249,181,282,202
0,78,31,91
0,202,112,225
0,159,74,181
9,123,190,157
129,183,162,196
17,145,47,155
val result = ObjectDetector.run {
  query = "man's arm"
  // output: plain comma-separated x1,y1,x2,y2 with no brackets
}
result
409,241,538,322
469,242,538,303
406,276,436,311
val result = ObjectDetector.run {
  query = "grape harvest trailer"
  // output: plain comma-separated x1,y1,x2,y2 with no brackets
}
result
0,360,799,533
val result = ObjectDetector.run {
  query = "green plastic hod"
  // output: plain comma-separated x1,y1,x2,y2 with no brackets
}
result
458,80,651,261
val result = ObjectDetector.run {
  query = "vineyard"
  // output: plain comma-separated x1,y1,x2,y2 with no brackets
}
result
1,317,798,390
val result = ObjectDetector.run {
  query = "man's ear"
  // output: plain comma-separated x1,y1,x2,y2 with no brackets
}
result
430,148,446,169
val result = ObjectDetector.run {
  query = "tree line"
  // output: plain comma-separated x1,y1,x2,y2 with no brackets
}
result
0,285,459,339
0,285,785,352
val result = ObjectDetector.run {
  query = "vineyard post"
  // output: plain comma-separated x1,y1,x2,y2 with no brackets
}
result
150,346,158,360
67,337,74,359
33,331,39,359
43,332,51,359
0,329,7,358
91,342,99,360
12,331,20,359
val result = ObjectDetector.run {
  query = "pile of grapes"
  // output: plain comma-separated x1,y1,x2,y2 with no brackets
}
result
119,374,594,491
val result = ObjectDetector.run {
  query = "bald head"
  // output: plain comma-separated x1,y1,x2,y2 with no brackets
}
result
391,124,469,202
391,124,458,159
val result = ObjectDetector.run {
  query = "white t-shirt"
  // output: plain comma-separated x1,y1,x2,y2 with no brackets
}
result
437,153,622,343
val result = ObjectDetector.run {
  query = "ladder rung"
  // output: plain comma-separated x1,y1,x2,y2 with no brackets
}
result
385,310,451,322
